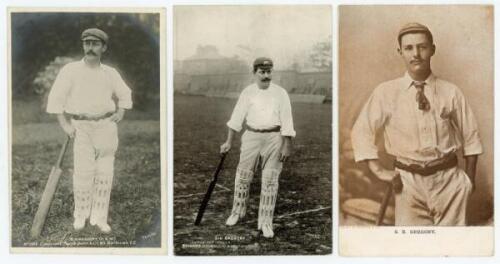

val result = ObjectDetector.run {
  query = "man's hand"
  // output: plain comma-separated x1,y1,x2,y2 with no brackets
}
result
220,141,231,154
367,159,398,182
465,155,478,193
61,123,76,138
56,114,75,138
110,108,125,123
279,136,292,162
220,128,236,155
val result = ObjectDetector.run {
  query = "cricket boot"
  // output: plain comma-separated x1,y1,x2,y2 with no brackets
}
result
73,217,86,231
226,168,254,226
258,168,280,238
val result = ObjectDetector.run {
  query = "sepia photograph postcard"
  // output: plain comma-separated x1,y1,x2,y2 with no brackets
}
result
338,5,493,256
8,7,166,254
173,5,332,255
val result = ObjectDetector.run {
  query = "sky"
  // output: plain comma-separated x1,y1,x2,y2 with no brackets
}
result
174,5,332,70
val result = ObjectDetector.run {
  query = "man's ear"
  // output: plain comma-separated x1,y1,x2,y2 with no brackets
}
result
397,47,402,56
103,44,108,53
430,44,436,56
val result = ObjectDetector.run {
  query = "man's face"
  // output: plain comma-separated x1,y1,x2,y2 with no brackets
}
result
82,37,107,61
398,32,435,76
254,68,272,89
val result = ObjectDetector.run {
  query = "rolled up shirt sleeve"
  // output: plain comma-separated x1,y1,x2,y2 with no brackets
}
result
351,86,387,162
280,91,296,137
226,90,249,132
46,65,72,114
452,88,483,156
112,69,133,109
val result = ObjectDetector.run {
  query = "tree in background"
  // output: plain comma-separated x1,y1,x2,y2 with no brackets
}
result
309,37,332,72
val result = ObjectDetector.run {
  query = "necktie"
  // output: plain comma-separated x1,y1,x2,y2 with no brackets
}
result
413,81,430,111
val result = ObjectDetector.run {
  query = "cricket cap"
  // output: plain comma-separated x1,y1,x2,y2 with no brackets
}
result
253,57,273,72
398,22,433,45
81,28,109,44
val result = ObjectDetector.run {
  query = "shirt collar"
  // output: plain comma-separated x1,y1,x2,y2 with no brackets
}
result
253,82,274,91
81,58,102,68
402,71,436,90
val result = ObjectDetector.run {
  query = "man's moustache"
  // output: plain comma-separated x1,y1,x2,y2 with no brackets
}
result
262,78,271,82
86,51,97,56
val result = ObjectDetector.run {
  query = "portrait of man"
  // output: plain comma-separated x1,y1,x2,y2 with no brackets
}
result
351,22,481,226
339,5,493,256
174,5,332,255
9,9,165,252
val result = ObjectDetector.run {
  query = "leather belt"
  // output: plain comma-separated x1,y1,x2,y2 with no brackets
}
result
246,125,281,133
394,154,458,176
70,112,114,121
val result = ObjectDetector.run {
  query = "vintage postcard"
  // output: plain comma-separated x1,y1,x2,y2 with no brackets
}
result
8,7,166,254
338,5,494,256
173,5,332,255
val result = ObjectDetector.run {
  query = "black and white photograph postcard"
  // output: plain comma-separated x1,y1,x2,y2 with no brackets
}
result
173,5,332,255
8,7,166,254
338,5,493,256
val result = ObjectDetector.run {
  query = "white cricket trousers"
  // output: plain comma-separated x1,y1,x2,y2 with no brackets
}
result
230,131,283,230
71,119,118,225
395,166,473,226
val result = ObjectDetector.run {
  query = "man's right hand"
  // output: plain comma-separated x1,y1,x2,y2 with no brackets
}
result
220,142,231,154
62,124,76,138
374,169,399,182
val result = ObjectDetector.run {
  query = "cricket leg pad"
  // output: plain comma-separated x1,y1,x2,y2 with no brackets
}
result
73,172,94,222
89,162,114,227
226,168,254,225
258,169,280,233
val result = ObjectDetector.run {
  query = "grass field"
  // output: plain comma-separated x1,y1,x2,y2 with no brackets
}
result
11,99,162,248
174,95,332,255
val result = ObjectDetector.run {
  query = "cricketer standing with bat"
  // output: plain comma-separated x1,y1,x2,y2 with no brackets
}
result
46,28,132,233
220,57,295,238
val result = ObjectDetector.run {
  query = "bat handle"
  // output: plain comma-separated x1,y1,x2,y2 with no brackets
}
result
55,136,71,168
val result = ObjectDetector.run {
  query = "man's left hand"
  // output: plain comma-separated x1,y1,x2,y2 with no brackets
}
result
464,155,478,193
110,108,125,123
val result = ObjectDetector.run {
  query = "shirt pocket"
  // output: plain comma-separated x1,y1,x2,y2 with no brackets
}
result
435,106,453,138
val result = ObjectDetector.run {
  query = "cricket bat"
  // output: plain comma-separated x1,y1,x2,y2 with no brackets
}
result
194,152,227,225
30,136,71,238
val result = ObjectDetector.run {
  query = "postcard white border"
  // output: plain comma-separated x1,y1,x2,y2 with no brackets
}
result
7,6,167,255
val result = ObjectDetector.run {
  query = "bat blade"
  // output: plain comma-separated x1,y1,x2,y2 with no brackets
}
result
194,181,217,225
194,153,227,226
30,136,70,239
30,167,63,238
376,183,393,226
